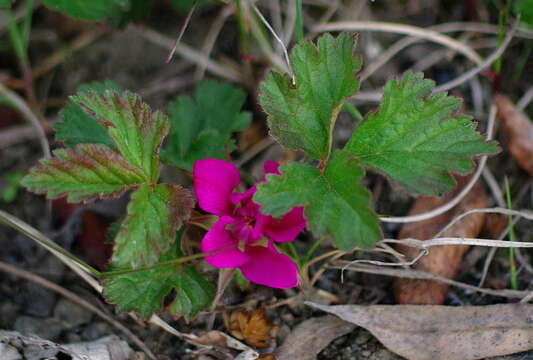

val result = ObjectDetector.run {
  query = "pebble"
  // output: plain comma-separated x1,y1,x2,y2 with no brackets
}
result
13,316,63,341
53,298,93,329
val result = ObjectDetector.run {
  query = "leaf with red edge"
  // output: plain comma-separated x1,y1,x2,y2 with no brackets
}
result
72,90,170,182
112,183,195,267
21,144,145,203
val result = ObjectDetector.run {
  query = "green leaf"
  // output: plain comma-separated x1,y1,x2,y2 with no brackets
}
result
112,183,194,267
254,151,381,250
104,244,213,319
344,72,499,196
259,33,361,160
73,90,170,182
21,144,145,203
42,0,130,21
0,0,11,9
54,81,120,148
515,0,533,26
162,80,250,171
1,170,24,203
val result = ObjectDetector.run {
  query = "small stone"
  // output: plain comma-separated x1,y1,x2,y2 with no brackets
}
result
53,298,93,329
14,316,63,340
355,330,372,345
361,350,371,357
81,321,112,341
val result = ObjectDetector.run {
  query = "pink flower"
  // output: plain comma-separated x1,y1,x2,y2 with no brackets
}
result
193,159,306,289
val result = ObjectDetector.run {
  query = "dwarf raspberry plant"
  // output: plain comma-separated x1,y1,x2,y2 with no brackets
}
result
21,33,498,319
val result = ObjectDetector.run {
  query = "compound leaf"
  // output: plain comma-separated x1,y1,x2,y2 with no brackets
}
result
73,90,170,182
344,72,499,196
54,81,120,148
112,183,194,267
162,80,250,171
259,33,361,160
42,0,130,21
21,144,145,203
254,151,381,250
104,244,213,319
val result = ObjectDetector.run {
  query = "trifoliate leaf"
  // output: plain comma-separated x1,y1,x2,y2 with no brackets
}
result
254,151,381,250
21,144,145,203
104,244,213,319
112,183,194,267
161,80,250,171
344,72,499,196
259,33,361,161
73,90,170,182
54,81,120,148
42,0,130,21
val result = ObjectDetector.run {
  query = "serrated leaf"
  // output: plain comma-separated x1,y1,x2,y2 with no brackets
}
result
54,81,120,148
259,33,361,160
42,0,130,21
254,151,381,250
73,90,170,182
344,72,499,196
162,80,250,171
21,144,145,203
104,244,213,319
112,183,194,267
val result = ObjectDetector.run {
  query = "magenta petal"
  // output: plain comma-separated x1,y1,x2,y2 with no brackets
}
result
263,207,306,243
193,159,240,215
230,186,256,205
201,216,250,268
263,161,280,175
240,245,299,289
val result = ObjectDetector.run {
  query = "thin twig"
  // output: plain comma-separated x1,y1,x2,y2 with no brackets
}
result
381,237,533,249
0,83,50,158
379,104,497,224
0,260,157,360
312,21,483,65
133,25,242,83
166,1,197,63
516,86,533,111
433,21,517,93
334,262,531,300
482,168,506,207
194,6,232,81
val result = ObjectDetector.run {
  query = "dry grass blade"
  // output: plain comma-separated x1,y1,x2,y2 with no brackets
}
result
312,21,483,64
334,262,530,299
0,261,156,360
393,179,487,304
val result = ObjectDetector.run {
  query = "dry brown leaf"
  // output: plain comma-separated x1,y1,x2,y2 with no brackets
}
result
495,93,533,174
307,302,533,360
393,178,487,304
273,315,355,360
224,309,278,349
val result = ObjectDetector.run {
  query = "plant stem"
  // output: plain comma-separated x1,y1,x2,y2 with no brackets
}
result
493,0,509,74
295,0,304,43
285,242,302,268
504,177,518,290
100,252,208,279
303,236,325,264
342,102,363,122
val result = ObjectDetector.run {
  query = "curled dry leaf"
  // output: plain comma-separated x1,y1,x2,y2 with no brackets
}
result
495,93,533,174
393,177,487,304
274,315,355,360
307,302,533,360
223,309,279,349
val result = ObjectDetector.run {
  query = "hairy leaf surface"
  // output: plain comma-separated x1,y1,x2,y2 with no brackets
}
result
54,81,120,148
112,184,194,267
21,144,145,203
254,151,381,250
104,244,213,319
162,81,250,171
345,72,498,196
259,33,361,160
73,90,170,182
